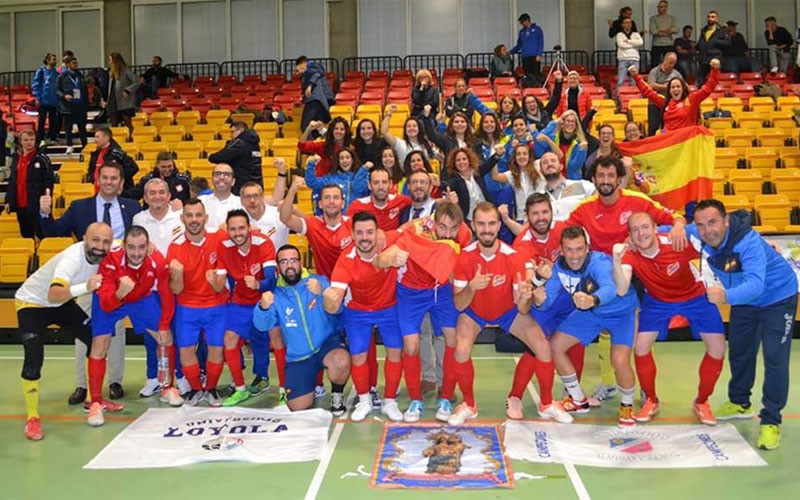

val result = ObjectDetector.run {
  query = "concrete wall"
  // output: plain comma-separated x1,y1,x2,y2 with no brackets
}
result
564,0,595,54
328,0,358,60
103,0,132,63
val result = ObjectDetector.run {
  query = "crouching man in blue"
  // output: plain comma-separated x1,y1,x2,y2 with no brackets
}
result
253,244,350,416
533,225,640,427
689,199,798,450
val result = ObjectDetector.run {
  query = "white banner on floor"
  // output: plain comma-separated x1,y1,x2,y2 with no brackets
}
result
84,406,332,469
504,421,767,469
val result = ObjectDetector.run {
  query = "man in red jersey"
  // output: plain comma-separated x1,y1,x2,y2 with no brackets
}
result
613,212,725,425
448,202,572,425
324,211,403,422
348,166,412,231
87,225,179,426
217,209,277,407
166,199,229,407
375,201,472,422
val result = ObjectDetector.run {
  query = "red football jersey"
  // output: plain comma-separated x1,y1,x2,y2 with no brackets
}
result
396,217,473,289
301,215,353,279
512,221,566,268
621,233,706,303
166,229,229,308
565,190,680,255
330,232,400,311
452,241,526,320
218,233,277,306
97,246,175,330
347,194,413,231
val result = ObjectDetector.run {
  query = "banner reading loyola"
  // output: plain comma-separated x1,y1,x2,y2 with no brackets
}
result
617,125,715,211
84,406,331,469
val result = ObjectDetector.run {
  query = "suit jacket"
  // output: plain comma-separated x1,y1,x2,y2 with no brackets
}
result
442,174,491,222
40,195,141,240
399,201,436,225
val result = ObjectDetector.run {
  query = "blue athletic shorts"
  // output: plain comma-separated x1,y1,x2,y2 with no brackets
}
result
397,283,458,337
285,333,347,401
531,291,575,338
224,303,258,340
558,308,636,347
174,304,227,348
639,293,725,340
91,293,160,337
462,307,518,334
343,305,402,355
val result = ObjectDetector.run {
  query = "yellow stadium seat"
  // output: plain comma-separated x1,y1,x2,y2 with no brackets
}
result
746,147,779,177
736,112,766,130
231,112,255,127
714,148,740,174
717,194,751,211
149,111,174,132
132,113,148,128
748,96,775,114
724,129,754,150
757,128,792,148
204,140,227,156
771,167,800,199
176,111,201,133
190,123,218,143
700,98,716,116
254,122,279,140
728,169,763,201
205,109,231,127
37,237,74,266
58,170,85,184
706,117,734,132
109,126,130,142
160,125,187,144
137,142,169,162
752,224,778,233
80,143,97,157
0,211,21,239
173,142,203,159
780,148,800,168
717,97,743,114
132,126,158,144
755,194,791,229
0,237,34,283
776,95,800,111
189,159,214,179
329,105,354,122
712,170,726,196
61,182,95,199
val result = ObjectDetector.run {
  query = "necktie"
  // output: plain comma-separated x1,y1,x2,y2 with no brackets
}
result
412,207,423,219
103,202,112,226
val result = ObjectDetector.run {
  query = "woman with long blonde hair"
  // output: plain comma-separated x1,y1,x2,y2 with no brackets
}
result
106,52,139,132
544,109,588,180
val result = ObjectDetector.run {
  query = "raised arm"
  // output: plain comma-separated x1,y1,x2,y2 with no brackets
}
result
279,176,306,233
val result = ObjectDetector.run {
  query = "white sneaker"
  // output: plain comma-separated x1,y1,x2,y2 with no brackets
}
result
314,385,327,399
381,399,404,422
139,378,161,398
771,66,779,73
65,146,74,155
87,402,105,427
159,387,184,406
591,384,618,404
176,377,192,396
404,400,424,423
538,401,574,423
351,398,373,422
447,402,478,425
435,398,454,422
369,387,382,410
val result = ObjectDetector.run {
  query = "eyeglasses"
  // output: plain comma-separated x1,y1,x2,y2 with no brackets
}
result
277,257,301,266
241,193,262,200
212,171,233,177
408,179,430,186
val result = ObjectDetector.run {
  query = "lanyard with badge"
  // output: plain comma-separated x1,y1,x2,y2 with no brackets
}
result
69,75,81,101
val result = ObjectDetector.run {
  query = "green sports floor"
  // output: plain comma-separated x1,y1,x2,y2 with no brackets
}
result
1,342,798,500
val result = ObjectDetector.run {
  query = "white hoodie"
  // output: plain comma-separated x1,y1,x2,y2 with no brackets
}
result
616,31,643,60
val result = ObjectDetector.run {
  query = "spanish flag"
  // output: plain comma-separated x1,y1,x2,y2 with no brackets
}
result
396,220,463,284
617,125,715,211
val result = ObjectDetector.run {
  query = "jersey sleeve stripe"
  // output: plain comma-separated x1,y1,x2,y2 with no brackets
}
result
331,281,348,290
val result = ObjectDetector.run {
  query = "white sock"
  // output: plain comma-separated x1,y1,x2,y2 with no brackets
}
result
619,386,635,406
561,373,585,401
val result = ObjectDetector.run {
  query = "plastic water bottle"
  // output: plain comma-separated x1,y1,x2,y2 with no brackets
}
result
157,345,171,388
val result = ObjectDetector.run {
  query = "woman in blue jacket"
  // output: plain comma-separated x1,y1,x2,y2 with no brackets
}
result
305,148,369,212
32,53,59,146
55,56,88,154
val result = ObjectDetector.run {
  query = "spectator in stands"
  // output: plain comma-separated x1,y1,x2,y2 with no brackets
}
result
491,143,545,224
57,50,74,74
674,25,697,80
765,16,794,74
510,13,544,87
497,94,520,130
490,44,514,79
295,55,335,134
105,53,139,134
208,120,262,194
353,118,387,166
624,121,643,141
423,110,477,162
540,110,588,180
555,71,596,131
721,21,758,74
630,57,720,131
4,129,53,238
616,18,644,89
522,71,562,130
299,117,351,176
696,10,729,84
644,52,682,135
444,78,490,123
474,112,505,174
87,127,139,197
190,176,212,198
305,149,368,211
411,69,438,121
32,53,59,147
56,56,88,155
584,124,633,177
198,163,241,229
649,1,677,67
383,107,435,164
441,147,491,224
84,76,103,111
139,56,182,98
608,6,638,38
129,151,191,204
378,145,404,187
396,151,442,198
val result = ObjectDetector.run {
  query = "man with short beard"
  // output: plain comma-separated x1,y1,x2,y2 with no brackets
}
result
348,166,412,231
400,170,437,223
539,151,595,223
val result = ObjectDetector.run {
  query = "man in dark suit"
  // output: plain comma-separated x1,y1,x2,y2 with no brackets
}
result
39,160,142,405
399,170,438,225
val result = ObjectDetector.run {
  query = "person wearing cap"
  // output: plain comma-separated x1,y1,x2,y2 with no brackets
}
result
721,21,758,73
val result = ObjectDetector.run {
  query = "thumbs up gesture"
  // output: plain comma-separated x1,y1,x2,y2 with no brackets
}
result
40,188,52,216
468,263,491,291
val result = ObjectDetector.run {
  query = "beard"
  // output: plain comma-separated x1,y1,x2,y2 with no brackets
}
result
597,183,616,197
543,172,560,182
85,247,107,264
281,268,302,285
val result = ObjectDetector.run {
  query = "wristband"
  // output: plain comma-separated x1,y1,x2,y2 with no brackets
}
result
593,295,600,307
69,283,89,297
277,173,287,178
531,273,546,287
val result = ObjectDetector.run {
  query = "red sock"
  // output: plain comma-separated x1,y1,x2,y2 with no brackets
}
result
454,358,476,408
183,363,202,391
509,352,537,399
635,352,658,401
273,347,287,388
440,345,457,400
403,353,422,400
205,361,223,391
697,353,724,404
224,348,245,387
88,357,106,403
383,358,403,399
167,345,176,387
351,362,370,395
534,359,555,406
367,338,378,388
316,370,324,386
567,344,586,381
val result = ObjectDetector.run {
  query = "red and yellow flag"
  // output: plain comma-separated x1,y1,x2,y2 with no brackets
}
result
617,125,715,211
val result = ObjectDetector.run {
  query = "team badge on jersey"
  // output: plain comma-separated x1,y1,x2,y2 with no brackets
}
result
389,208,399,219
492,274,506,287
619,210,632,225
666,262,680,276
340,237,352,248
250,264,261,275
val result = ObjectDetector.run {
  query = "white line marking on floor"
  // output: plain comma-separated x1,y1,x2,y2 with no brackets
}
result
304,421,344,500
0,355,518,362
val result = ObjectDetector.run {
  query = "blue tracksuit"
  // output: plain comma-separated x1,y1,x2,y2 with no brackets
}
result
511,24,544,57
304,159,369,212
32,65,59,107
539,120,588,181
687,211,798,425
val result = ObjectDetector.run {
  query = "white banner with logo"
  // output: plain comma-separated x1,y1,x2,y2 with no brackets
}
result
504,422,766,469
84,406,332,469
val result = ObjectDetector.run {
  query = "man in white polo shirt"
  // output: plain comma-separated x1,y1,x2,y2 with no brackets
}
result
198,163,241,230
540,151,596,222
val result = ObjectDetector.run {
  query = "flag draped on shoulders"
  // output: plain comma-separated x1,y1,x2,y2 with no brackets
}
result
397,218,462,284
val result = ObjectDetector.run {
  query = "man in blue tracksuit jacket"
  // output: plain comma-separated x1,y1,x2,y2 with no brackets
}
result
510,13,545,87
689,199,797,450
253,244,350,415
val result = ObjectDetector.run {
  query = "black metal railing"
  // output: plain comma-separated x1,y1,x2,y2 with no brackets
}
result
403,54,465,77
341,56,404,76
221,59,281,80
279,57,339,80
164,62,221,83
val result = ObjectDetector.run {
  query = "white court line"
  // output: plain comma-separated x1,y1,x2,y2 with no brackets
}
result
304,421,345,500
515,357,590,500
0,355,518,361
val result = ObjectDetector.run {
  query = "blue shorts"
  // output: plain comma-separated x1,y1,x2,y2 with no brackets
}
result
531,291,575,338
91,293,160,337
639,293,725,340
397,283,458,337
343,305,402,355
558,309,636,348
462,307,518,334
225,303,257,340
174,304,227,348
285,333,347,401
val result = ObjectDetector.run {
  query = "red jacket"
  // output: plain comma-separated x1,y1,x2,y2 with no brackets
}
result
634,69,719,131
555,86,593,122
97,246,175,330
298,140,344,176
